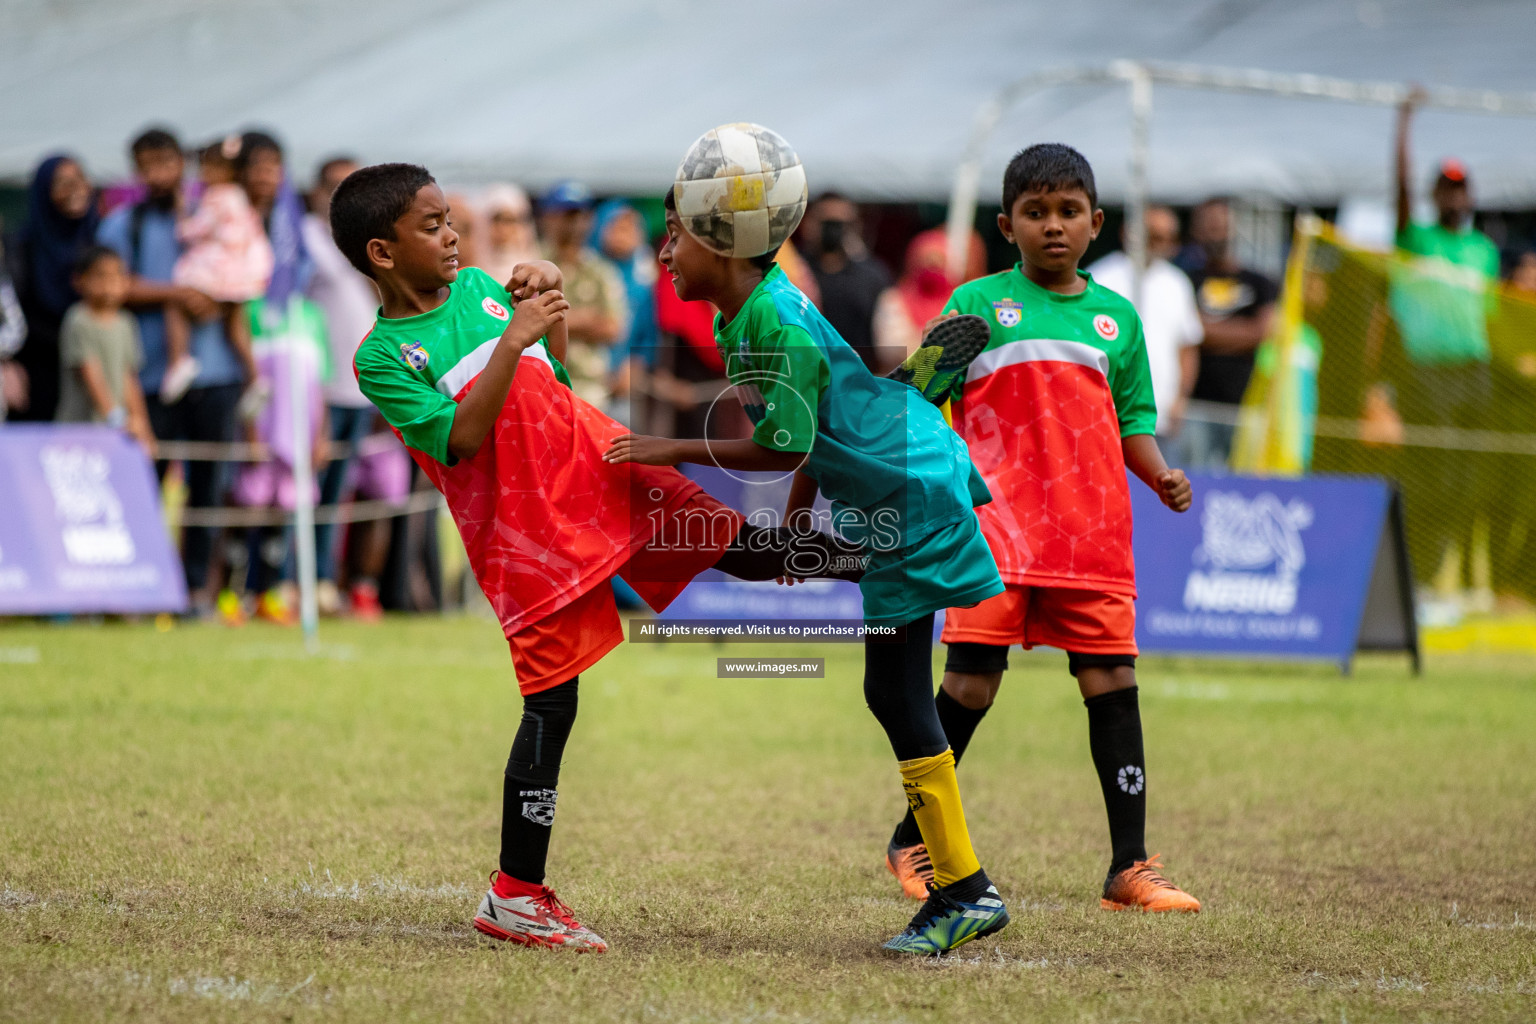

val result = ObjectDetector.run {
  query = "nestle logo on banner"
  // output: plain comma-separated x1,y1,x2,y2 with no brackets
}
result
1184,491,1314,615
40,446,136,566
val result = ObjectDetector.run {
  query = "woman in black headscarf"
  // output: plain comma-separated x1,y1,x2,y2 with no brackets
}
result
11,154,98,421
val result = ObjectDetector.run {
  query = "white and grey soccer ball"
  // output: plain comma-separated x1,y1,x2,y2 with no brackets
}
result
672,123,808,259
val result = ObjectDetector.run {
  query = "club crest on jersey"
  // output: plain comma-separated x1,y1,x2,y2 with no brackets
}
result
992,299,1022,328
399,341,429,370
481,296,510,321
732,338,755,373
1094,314,1120,341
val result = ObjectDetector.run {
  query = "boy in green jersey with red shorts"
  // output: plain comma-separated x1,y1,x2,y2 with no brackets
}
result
332,163,868,952
605,123,1010,955
879,144,1204,913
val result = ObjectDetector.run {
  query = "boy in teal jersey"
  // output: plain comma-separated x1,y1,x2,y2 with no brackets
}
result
605,123,1009,956
877,144,1203,914
334,163,867,953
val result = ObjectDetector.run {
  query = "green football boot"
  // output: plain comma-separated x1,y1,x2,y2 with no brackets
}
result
883,875,1009,956
886,313,990,405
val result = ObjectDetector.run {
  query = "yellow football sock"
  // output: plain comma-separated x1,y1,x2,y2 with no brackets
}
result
898,749,981,887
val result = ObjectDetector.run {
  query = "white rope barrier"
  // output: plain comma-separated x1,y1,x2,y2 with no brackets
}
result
153,431,401,463
149,427,443,529
176,489,444,528
1182,400,1536,456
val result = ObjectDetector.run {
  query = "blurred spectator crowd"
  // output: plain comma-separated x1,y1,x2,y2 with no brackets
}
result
1,115,1534,624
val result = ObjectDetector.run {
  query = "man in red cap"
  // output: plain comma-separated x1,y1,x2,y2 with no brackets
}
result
1389,88,1501,612
1393,89,1499,324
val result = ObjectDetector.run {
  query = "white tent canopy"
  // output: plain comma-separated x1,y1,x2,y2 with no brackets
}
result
4,0,1535,206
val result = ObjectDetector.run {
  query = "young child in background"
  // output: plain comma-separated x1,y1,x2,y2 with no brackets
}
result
161,137,271,407
54,245,155,453
879,143,1201,915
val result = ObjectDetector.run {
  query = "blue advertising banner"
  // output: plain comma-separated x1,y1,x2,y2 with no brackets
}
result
0,425,187,615
1131,473,1401,667
659,465,1413,667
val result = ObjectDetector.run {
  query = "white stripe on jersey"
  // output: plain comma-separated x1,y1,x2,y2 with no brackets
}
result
436,338,554,398
967,337,1110,384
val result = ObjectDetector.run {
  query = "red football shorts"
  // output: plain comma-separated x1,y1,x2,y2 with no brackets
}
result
508,491,741,694
508,581,625,696
941,584,1138,655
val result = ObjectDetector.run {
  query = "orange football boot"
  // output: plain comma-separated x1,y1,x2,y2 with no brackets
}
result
215,588,247,627
1101,855,1201,913
885,841,936,901
254,588,299,627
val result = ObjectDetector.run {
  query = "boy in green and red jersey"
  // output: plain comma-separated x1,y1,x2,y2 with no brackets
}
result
332,163,863,953
881,143,1203,914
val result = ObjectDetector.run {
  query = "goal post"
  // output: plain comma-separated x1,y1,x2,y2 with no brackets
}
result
944,61,1536,308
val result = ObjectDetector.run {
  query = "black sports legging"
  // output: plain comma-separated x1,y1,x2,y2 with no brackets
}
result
506,677,579,782
863,612,948,761
712,523,864,583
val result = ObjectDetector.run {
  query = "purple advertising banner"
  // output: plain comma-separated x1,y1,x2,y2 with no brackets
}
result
0,425,187,615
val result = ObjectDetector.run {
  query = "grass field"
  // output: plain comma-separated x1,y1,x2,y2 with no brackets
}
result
2,616,1533,1023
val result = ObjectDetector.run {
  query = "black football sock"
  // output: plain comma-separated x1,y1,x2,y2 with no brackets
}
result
892,688,991,847
500,773,557,886
1084,686,1148,876
935,686,991,765
938,866,993,902
499,678,578,885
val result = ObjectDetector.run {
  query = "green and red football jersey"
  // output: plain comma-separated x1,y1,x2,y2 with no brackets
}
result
944,266,1156,595
354,267,708,635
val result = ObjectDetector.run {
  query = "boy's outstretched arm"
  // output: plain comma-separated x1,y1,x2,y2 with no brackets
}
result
602,434,806,473
783,470,820,530
446,289,568,461
767,469,825,588
1123,434,1191,512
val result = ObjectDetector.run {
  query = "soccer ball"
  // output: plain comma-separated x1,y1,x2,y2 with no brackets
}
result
672,123,808,259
